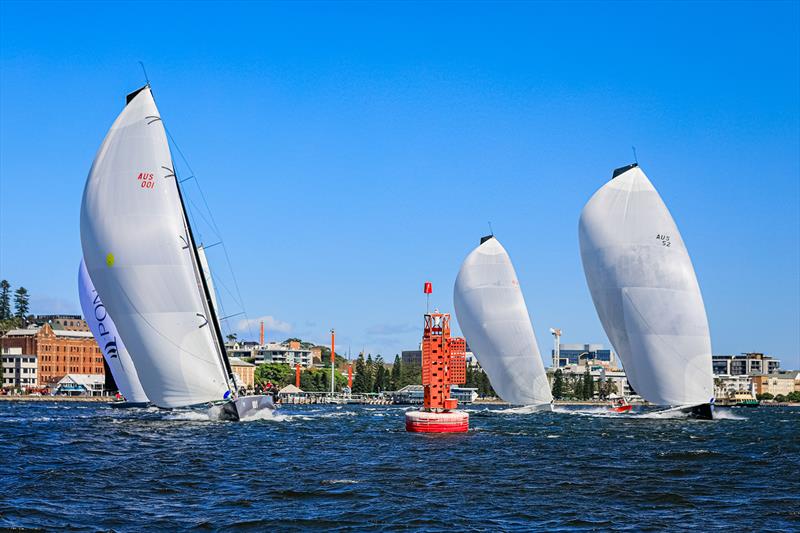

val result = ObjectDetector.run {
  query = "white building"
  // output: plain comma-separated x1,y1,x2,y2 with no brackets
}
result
1,347,38,390
53,374,105,396
714,374,756,399
225,340,313,368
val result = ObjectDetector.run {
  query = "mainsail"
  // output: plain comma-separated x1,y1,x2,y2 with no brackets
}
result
78,259,149,404
453,236,553,406
578,164,714,406
80,85,234,408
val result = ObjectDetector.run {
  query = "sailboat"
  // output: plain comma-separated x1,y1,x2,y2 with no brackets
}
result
78,259,150,408
578,163,715,419
80,84,273,421
453,235,553,409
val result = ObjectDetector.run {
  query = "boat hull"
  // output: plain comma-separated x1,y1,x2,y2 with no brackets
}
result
610,405,632,413
214,395,276,421
109,401,150,409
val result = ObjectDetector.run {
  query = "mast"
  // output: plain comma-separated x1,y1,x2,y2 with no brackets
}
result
151,87,235,392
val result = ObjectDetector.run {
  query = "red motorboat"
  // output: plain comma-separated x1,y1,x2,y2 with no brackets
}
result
609,395,632,413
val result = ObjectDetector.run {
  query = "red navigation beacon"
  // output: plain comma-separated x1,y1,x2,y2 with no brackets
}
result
405,311,469,433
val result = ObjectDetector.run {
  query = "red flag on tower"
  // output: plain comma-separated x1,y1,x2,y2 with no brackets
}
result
423,281,432,294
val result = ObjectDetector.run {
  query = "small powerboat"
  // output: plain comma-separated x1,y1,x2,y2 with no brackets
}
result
609,394,632,413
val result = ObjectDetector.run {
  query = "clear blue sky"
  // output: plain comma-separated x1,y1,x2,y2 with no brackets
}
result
1,1,798,368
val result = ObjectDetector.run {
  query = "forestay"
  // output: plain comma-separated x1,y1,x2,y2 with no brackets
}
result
78,259,149,404
80,86,232,408
578,164,714,406
453,236,553,406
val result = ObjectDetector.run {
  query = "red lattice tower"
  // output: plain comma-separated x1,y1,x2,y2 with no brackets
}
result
422,313,466,411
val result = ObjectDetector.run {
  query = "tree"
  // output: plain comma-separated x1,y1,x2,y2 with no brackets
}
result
365,354,375,392
583,368,594,400
13,287,29,320
254,363,293,388
574,376,584,400
786,391,800,403
390,355,402,390
373,355,388,392
352,354,369,393
0,280,10,319
226,333,238,343
756,392,774,401
552,369,564,400
774,394,787,403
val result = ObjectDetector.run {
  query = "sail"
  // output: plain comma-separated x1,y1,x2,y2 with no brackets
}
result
578,164,714,406
78,259,149,404
196,245,219,314
80,86,232,408
453,236,553,405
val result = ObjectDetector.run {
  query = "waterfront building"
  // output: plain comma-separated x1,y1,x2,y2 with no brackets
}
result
230,357,255,390
1,347,37,390
752,371,800,397
714,374,756,400
30,315,89,332
401,349,422,366
0,323,104,388
551,343,617,368
712,353,780,376
389,384,477,404
52,374,105,396
225,340,313,368
548,364,636,399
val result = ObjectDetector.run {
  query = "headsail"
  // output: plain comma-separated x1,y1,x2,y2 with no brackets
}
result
453,236,553,406
578,164,714,406
78,259,149,404
197,245,220,315
80,86,233,408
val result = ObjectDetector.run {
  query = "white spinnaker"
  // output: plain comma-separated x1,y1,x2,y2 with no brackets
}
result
80,86,232,408
453,237,553,406
197,245,219,315
78,259,149,404
578,165,714,406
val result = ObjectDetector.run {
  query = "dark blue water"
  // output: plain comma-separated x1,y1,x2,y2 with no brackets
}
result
0,401,798,531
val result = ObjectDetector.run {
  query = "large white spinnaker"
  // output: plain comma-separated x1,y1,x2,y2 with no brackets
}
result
80,86,234,409
453,236,553,406
578,164,714,410
78,259,149,405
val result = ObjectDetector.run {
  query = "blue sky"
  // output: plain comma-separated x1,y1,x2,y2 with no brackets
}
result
1,1,798,368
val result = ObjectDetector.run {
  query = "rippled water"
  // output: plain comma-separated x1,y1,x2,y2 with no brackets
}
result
1,401,798,531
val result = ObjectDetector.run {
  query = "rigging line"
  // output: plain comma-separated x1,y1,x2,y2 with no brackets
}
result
163,125,255,342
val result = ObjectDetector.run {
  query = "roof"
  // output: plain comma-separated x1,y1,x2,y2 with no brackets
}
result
57,374,105,386
3,327,94,339
229,357,255,367
278,384,304,394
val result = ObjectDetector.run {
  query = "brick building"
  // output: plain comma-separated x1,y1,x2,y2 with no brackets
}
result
0,323,104,388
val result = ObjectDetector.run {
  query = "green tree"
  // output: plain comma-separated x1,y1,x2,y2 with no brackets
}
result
390,355,402,390
774,394,787,403
365,354,375,392
254,363,293,388
786,391,800,403
373,355,388,392
352,354,369,393
226,333,238,343
0,280,10,319
13,287,29,321
552,369,564,400
583,368,594,400
574,375,584,400
756,392,774,401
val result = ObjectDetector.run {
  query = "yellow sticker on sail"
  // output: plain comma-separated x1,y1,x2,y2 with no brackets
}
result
106,253,115,267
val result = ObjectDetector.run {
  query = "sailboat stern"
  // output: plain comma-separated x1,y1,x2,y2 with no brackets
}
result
686,402,714,420
213,395,276,421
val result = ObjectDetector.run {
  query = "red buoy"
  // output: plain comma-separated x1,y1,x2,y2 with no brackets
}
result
405,309,469,433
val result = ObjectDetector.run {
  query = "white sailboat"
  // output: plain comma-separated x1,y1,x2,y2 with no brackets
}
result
453,236,553,408
578,163,715,419
78,259,149,407
80,84,273,420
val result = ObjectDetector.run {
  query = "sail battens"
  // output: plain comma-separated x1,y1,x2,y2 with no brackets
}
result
579,166,713,406
454,237,553,406
80,86,231,408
